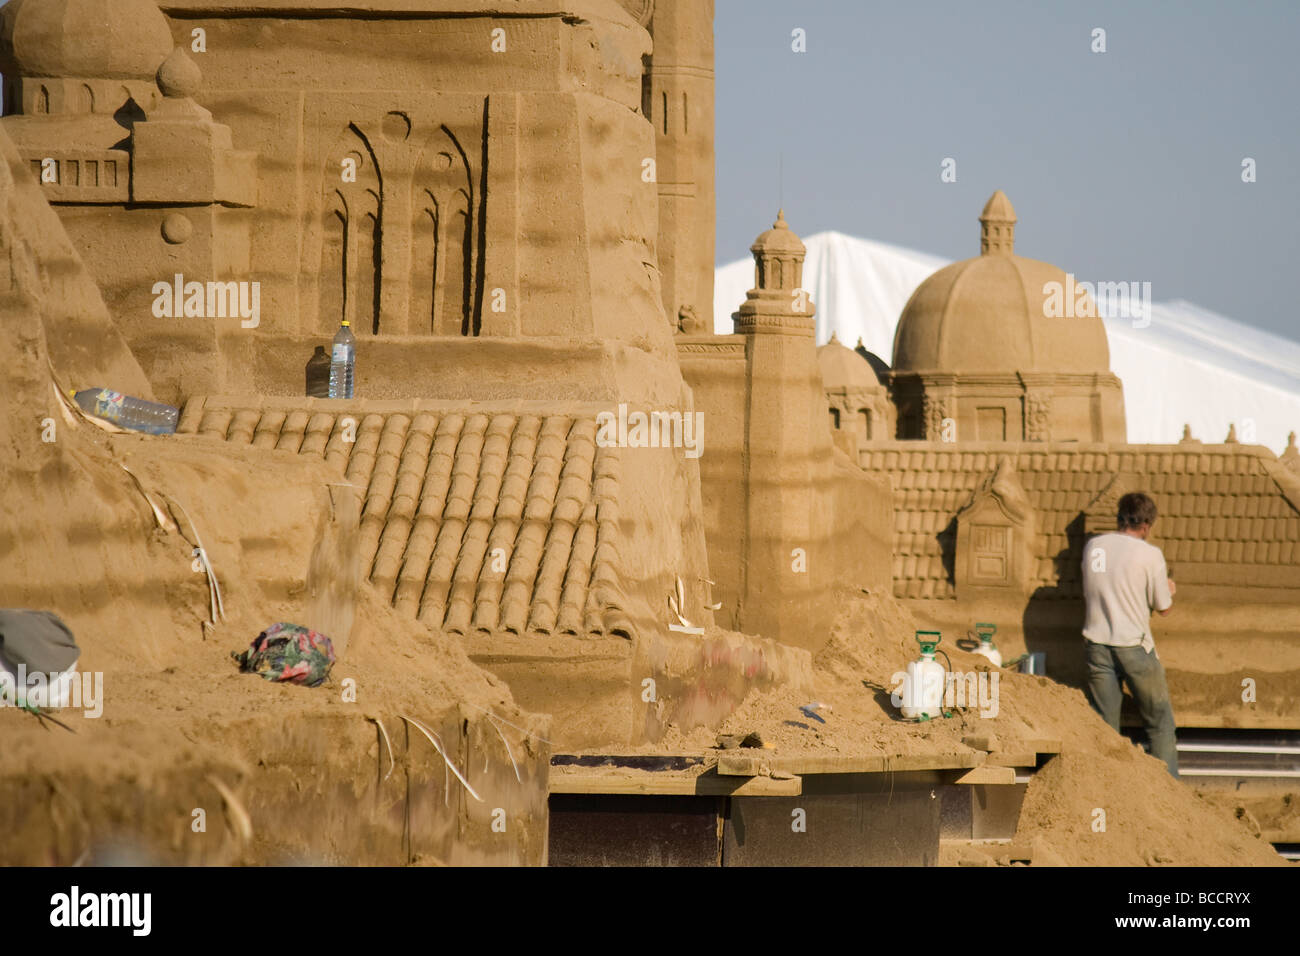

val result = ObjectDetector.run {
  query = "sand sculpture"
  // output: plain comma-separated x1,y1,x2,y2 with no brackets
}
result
889,191,1125,444
0,0,1290,865
814,192,1300,725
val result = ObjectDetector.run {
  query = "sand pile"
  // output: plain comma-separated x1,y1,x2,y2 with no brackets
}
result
0,384,549,863
0,400,549,864
649,588,1286,866
0,151,547,863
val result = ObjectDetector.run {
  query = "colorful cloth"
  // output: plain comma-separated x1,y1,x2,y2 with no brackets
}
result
232,623,335,687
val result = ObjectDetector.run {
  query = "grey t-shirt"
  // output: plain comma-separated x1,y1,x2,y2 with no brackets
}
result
1081,532,1173,651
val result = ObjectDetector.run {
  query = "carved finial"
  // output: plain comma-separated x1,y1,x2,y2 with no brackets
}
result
773,209,788,230
1225,424,1239,444
157,47,202,99
979,190,1017,256
856,336,865,349
1182,424,1192,441
828,330,840,345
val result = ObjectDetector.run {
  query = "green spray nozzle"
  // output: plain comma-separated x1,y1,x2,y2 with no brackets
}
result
975,622,997,644
915,630,941,655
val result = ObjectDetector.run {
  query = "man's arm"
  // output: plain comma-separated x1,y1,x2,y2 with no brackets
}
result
1151,553,1174,617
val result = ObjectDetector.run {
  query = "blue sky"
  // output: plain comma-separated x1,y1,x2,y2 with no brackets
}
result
716,0,1299,340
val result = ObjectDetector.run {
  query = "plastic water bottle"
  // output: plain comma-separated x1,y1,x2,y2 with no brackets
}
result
328,320,355,399
71,388,178,434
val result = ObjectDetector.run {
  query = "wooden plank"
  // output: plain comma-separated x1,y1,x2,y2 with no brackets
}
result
549,766,801,797
985,751,1038,768
1003,738,1062,756
885,752,985,772
767,755,887,775
954,766,1017,785
551,754,705,772
766,751,982,776
557,749,991,785
716,753,781,777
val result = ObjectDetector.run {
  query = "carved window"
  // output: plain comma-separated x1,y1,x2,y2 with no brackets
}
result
319,123,478,336
320,131,381,334
321,203,347,330
412,132,476,335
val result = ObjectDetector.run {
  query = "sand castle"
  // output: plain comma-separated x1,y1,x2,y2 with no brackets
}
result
811,192,1300,724
0,0,1293,866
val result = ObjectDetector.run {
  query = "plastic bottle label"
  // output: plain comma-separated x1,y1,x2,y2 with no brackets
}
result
332,344,351,364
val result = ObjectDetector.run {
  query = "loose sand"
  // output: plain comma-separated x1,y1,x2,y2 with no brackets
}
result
645,588,1288,866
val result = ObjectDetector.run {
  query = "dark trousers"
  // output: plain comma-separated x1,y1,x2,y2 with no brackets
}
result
1084,640,1179,778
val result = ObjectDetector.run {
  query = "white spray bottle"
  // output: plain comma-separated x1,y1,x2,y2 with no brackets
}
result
972,622,1002,667
901,630,947,720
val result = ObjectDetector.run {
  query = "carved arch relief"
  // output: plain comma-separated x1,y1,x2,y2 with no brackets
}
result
411,128,476,335
317,119,479,337
319,127,382,334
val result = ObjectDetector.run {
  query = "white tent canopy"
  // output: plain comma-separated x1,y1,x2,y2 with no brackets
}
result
715,231,1300,455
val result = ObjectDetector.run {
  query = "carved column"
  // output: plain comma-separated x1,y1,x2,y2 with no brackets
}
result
921,374,957,441
1020,374,1054,442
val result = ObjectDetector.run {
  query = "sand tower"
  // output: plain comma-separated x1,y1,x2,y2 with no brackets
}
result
677,211,895,650
0,1,734,749
636,0,716,331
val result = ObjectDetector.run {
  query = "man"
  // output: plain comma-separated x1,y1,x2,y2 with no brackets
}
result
1081,492,1179,777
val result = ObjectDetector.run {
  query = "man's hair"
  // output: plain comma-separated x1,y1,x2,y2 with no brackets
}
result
1117,492,1158,531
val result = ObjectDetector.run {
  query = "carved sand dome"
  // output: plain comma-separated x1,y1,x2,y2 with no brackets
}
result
817,332,875,390
0,0,173,80
752,208,805,256
892,191,1111,376
748,208,807,295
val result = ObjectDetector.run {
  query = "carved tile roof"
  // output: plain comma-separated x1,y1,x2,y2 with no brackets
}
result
859,443,1300,600
179,397,631,637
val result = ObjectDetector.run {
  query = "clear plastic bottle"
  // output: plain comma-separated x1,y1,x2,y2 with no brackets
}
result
328,319,356,399
71,388,178,434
